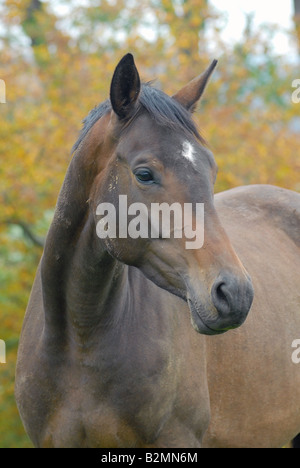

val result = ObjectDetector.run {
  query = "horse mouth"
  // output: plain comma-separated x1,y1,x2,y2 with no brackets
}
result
187,298,241,336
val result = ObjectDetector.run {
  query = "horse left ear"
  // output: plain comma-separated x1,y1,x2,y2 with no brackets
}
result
110,53,141,120
172,59,218,113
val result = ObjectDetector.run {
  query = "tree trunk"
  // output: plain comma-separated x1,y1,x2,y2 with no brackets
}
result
22,0,44,47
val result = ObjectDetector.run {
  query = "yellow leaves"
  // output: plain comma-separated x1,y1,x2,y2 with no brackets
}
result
189,16,204,29
4,0,30,23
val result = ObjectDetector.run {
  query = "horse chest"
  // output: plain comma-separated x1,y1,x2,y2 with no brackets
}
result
41,343,180,448
41,370,205,448
42,397,151,448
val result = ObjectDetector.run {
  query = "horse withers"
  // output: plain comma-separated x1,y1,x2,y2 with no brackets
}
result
15,54,300,448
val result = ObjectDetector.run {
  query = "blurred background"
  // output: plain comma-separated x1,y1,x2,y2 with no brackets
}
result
0,0,299,448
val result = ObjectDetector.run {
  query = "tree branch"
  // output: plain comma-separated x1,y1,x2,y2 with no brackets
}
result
3,219,45,248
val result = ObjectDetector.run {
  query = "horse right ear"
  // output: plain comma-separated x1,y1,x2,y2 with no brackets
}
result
172,60,218,113
110,53,141,120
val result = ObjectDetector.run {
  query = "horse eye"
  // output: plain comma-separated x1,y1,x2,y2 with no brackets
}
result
134,168,155,184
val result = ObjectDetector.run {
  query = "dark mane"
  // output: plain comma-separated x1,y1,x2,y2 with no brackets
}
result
72,83,203,153
72,98,111,153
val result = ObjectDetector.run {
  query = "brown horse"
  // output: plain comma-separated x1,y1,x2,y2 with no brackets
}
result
15,54,300,448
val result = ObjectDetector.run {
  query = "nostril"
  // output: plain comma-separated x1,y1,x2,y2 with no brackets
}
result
209,274,253,330
212,280,231,316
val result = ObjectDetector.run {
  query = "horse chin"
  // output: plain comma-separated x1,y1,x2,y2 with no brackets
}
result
187,298,240,336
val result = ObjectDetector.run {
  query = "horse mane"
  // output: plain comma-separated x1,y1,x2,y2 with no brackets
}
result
72,83,204,153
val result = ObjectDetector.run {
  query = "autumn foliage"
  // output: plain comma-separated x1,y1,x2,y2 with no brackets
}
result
0,0,299,447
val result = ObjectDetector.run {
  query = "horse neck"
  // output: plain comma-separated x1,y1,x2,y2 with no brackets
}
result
41,119,129,341
64,211,129,339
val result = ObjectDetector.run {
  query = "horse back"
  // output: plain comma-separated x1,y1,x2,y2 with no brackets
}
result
215,184,300,248
204,184,300,448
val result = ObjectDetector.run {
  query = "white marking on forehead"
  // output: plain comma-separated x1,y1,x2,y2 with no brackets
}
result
182,141,196,164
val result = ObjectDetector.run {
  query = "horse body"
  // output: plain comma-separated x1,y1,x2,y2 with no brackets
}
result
16,184,300,448
15,55,300,448
204,186,300,448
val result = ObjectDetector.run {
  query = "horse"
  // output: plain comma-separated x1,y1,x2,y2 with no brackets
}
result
15,54,300,448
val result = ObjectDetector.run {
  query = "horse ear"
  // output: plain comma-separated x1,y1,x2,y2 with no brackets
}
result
172,60,218,113
110,53,141,120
